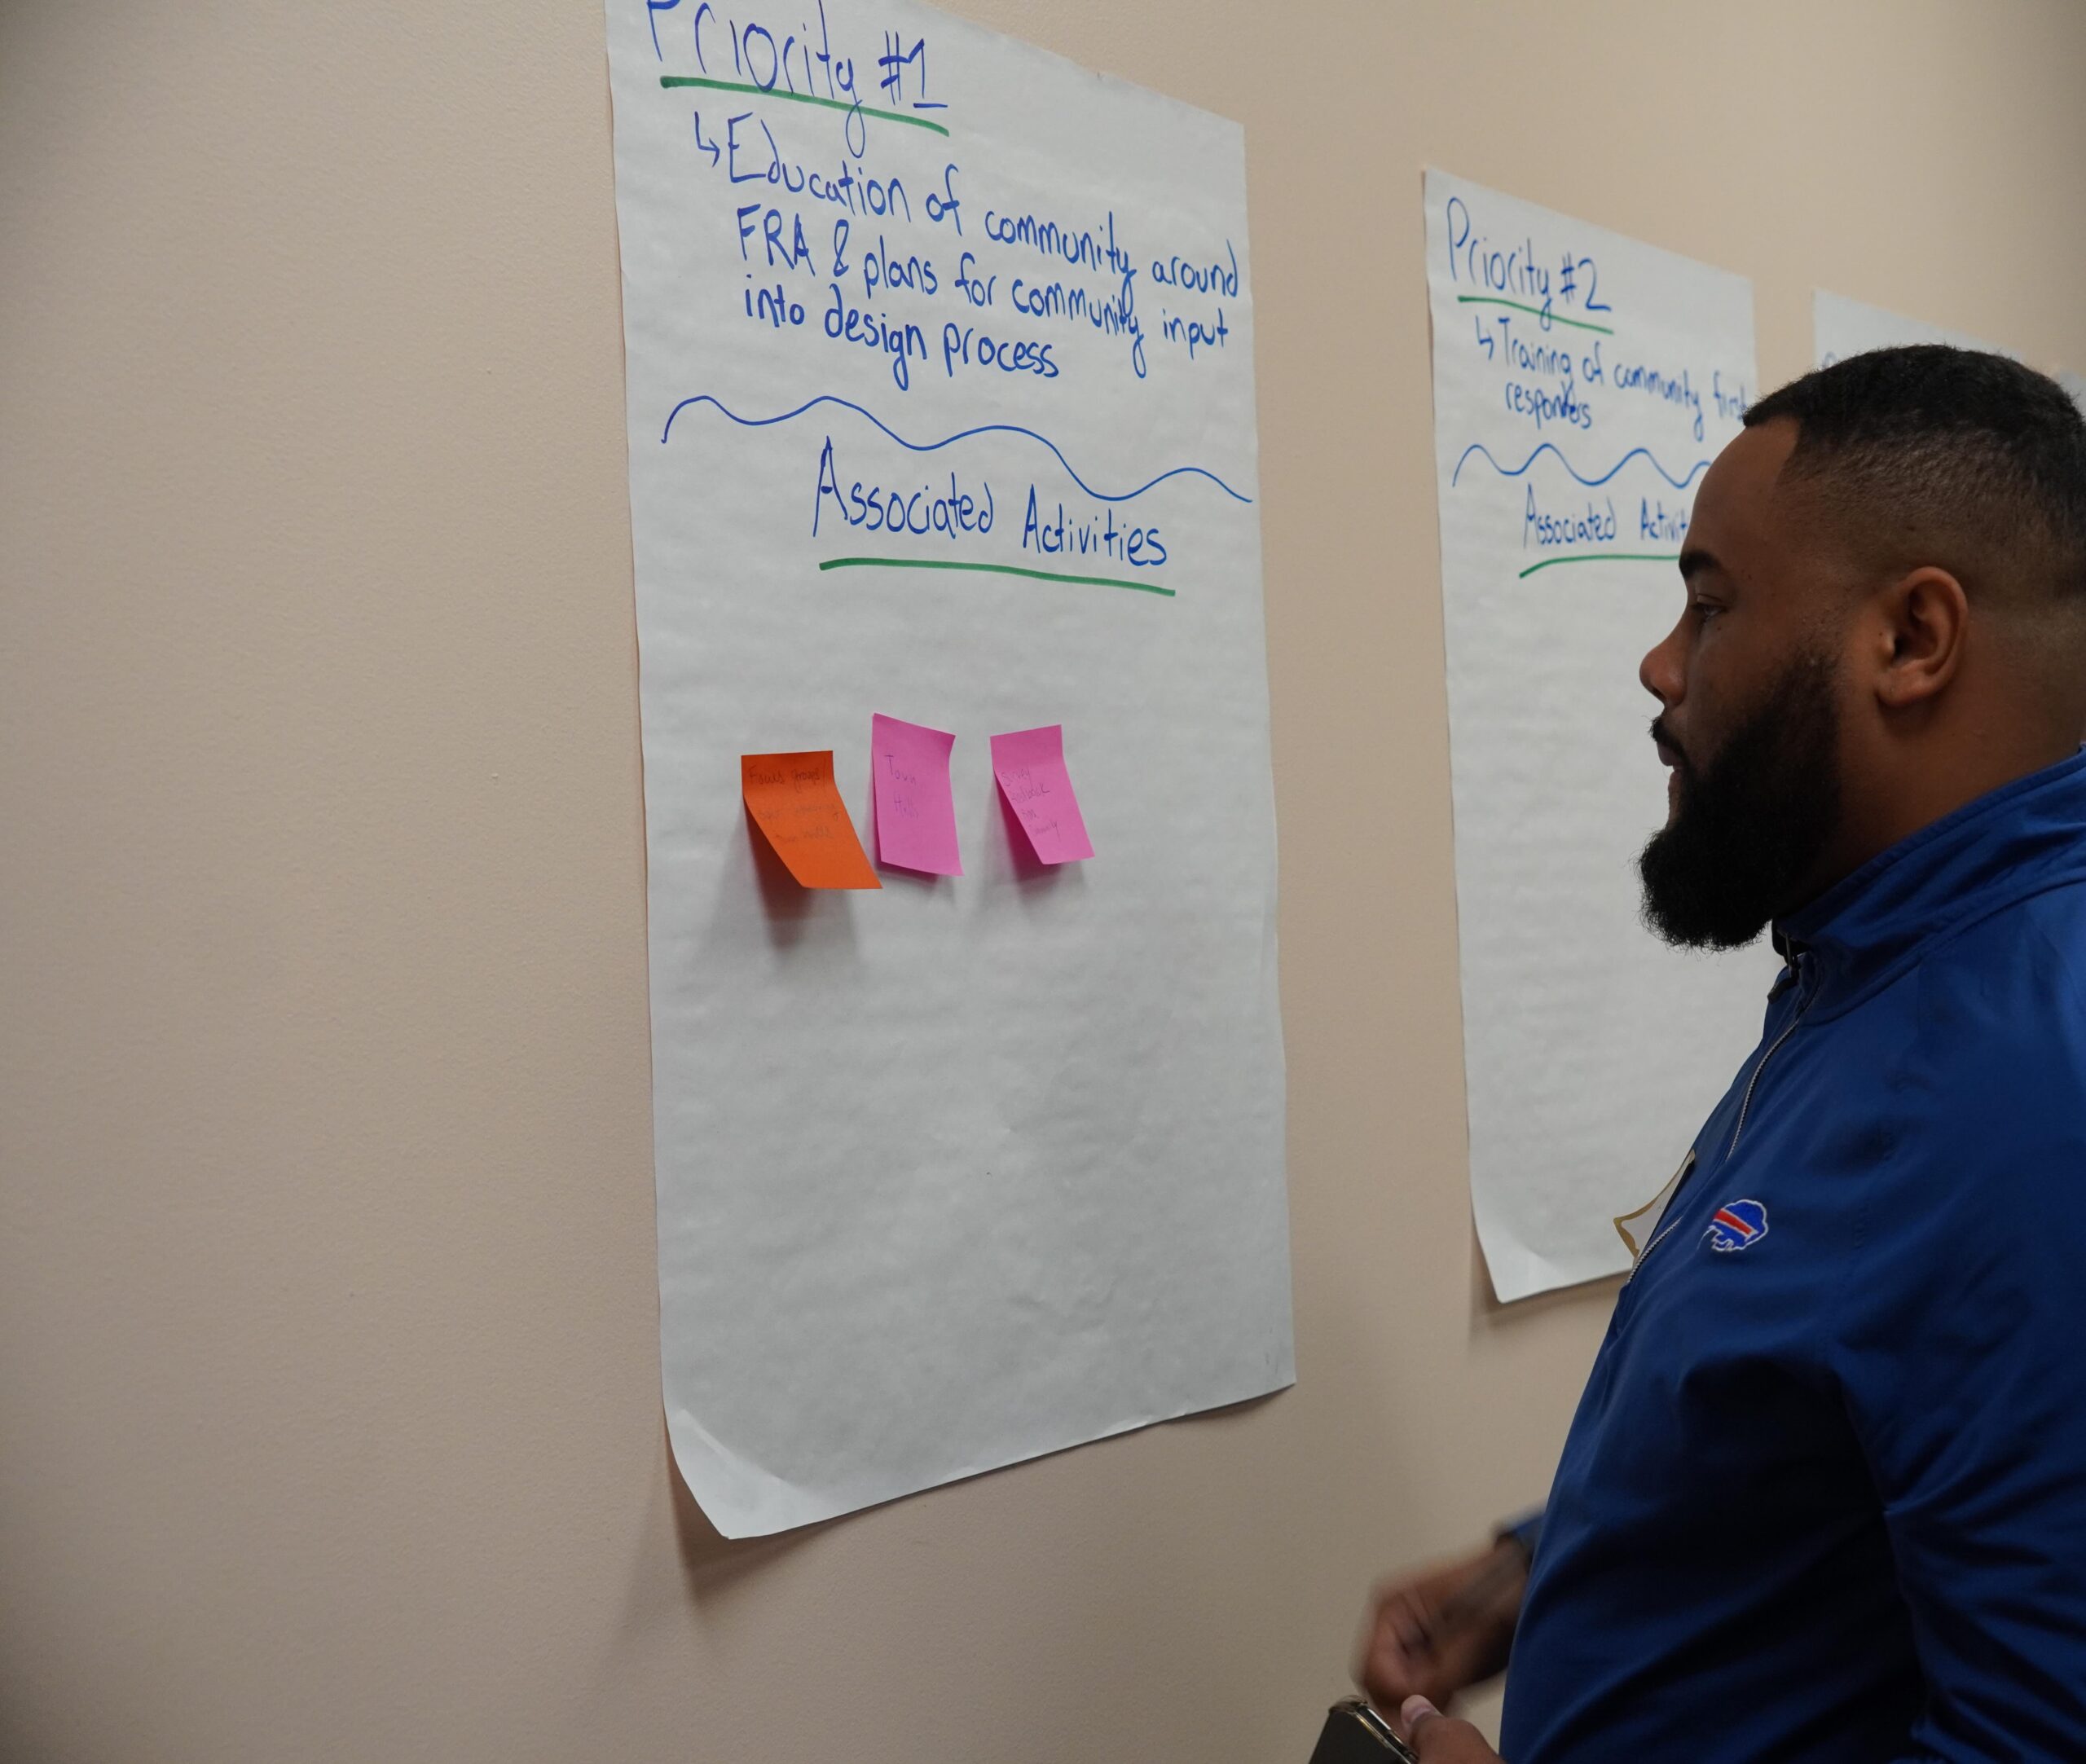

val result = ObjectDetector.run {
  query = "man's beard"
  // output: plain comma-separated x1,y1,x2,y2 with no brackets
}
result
1638,649,1842,949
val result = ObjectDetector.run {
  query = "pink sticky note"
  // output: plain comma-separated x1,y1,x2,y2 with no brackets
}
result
990,724,1094,864
870,714,962,876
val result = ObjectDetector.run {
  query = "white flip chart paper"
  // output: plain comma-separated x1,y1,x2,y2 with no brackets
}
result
606,0,1289,1535
1813,291,2007,367
1814,293,2086,420
1424,169,1770,1301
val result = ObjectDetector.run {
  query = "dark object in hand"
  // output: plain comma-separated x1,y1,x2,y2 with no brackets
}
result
1310,1697,1421,1764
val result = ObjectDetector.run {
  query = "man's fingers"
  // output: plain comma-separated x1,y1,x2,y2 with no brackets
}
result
1371,1585,1429,1654
1386,1600,1428,1652
1360,1642,1419,1713
1362,1634,1458,1713
1358,1592,1433,1707
1399,1697,1503,1762
1362,1617,1468,1713
1357,1546,1524,1713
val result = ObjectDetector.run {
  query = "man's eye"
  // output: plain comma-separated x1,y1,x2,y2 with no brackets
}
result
1691,599,1723,621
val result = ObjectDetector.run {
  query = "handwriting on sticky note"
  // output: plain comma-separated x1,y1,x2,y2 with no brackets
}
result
990,725,1094,864
870,715,962,876
741,751,881,890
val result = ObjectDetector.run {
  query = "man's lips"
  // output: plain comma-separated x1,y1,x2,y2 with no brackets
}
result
1652,727,1687,816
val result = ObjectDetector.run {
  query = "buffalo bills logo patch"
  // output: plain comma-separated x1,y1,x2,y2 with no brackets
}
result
1705,1199,1768,1252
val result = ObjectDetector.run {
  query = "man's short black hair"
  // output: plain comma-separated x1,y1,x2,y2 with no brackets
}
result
1744,345,2086,609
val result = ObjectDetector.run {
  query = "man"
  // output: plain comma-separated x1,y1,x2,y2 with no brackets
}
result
1360,346,2086,1762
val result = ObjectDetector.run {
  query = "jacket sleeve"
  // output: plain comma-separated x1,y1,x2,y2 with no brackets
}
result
1833,1115,2086,1762
1495,1508,1543,1563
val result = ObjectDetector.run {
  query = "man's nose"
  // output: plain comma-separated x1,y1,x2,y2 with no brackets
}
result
1640,618,1686,707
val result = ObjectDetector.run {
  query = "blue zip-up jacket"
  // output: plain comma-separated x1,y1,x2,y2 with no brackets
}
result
1501,751,2086,1763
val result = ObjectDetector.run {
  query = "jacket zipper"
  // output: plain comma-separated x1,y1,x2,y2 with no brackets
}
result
1625,1199,1694,1285
1622,952,1813,1288
1724,952,1812,1164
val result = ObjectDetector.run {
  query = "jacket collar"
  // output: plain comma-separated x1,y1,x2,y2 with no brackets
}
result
1774,748,2086,1018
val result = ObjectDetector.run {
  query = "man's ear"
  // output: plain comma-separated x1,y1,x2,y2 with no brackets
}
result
1871,566,1969,710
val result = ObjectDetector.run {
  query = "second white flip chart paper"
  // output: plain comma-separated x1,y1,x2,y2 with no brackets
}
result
1813,290,2008,368
1424,169,1773,1301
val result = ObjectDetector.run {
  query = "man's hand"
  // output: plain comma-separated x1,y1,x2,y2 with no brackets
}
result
1354,1538,1526,1713
1400,1696,1504,1762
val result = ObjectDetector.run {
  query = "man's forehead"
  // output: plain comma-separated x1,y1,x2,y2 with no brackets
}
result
1691,420,1802,562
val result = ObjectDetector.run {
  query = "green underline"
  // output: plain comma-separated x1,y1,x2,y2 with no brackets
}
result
819,556,1174,596
1457,294,1614,337
659,75,950,137
1519,551,1680,578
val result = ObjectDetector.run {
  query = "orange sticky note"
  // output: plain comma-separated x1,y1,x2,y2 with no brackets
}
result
741,751,882,890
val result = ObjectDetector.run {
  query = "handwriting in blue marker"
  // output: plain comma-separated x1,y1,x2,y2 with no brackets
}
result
660,393,1253,504
652,0,860,112
1445,194,1612,322
1450,442,1709,492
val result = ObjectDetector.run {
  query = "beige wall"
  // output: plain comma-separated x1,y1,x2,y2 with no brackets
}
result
5,2,2084,1760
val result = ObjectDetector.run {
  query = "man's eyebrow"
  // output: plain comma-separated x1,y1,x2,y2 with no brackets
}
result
1678,547,1723,583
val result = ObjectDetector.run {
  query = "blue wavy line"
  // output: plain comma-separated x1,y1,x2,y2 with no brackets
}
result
1451,442,1710,491
661,393,1253,505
